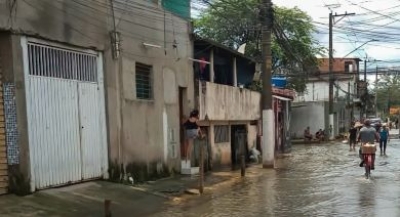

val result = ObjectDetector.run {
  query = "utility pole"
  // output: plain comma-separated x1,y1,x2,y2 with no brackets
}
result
328,11,355,140
329,13,334,136
362,55,368,118
109,0,124,178
375,66,378,117
364,54,368,82
261,0,274,168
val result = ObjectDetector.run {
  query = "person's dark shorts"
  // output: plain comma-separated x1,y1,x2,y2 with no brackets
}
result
349,138,357,144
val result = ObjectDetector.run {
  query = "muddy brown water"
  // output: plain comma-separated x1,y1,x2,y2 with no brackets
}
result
152,141,400,217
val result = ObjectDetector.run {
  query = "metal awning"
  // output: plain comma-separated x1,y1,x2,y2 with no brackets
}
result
273,95,292,101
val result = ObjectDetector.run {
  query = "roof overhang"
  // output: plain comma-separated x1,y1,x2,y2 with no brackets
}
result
273,95,292,101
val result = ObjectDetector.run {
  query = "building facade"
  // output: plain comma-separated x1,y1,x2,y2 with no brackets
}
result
189,37,294,170
291,58,361,139
0,0,192,194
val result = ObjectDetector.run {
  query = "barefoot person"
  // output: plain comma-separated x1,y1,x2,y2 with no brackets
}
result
379,124,390,156
183,109,203,162
349,123,358,151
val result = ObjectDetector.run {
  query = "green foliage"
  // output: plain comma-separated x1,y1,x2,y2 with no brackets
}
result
194,0,326,92
374,73,400,113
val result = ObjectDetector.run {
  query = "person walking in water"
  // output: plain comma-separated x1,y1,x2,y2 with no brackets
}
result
349,123,358,151
379,124,390,156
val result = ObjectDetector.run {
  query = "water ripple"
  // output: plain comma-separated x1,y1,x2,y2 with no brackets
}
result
152,141,400,217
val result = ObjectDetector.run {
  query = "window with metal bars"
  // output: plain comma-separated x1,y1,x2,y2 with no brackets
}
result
27,43,97,82
214,125,230,143
136,62,153,100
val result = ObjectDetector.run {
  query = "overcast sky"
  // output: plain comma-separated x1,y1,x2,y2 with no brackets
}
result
274,0,400,69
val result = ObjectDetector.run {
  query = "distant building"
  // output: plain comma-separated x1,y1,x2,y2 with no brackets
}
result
291,58,361,139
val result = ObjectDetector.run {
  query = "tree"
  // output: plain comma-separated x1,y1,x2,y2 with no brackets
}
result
374,73,400,117
194,0,326,92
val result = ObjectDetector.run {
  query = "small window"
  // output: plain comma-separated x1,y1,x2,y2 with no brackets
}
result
136,62,153,100
344,61,353,73
214,125,230,143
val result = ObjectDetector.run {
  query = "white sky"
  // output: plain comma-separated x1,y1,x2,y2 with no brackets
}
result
274,0,400,69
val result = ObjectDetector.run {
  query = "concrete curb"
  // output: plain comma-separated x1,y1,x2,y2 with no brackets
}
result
130,186,175,200
129,166,265,201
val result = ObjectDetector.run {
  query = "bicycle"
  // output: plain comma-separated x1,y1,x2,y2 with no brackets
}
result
361,143,376,179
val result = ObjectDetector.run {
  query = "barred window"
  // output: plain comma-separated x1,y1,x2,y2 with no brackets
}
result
136,63,153,100
27,43,97,82
214,125,230,143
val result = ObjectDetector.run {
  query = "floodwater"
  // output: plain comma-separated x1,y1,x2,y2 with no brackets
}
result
153,140,400,217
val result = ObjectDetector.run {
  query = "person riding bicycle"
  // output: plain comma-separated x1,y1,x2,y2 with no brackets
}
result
358,119,380,169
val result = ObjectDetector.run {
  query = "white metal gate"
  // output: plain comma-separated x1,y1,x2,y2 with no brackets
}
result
21,38,108,190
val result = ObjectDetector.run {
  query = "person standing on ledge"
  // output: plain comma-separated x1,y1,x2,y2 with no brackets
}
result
183,109,203,162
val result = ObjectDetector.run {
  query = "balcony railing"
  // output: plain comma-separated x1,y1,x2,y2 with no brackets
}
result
198,81,261,121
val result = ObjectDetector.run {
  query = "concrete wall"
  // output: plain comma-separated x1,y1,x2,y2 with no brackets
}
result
247,124,258,150
291,101,328,139
0,0,193,182
207,121,258,168
200,82,260,121
208,124,231,167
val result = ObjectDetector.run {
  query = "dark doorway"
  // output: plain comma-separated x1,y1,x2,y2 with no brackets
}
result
179,87,187,159
231,125,248,170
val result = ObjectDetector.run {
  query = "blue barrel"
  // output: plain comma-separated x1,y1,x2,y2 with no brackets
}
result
272,77,287,89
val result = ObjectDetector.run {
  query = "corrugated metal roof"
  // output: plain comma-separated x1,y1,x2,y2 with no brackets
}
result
193,34,256,63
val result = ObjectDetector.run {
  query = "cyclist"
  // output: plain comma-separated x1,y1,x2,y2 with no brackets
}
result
358,119,380,169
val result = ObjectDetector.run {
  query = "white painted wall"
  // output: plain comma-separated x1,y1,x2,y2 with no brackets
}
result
291,101,327,139
294,80,354,102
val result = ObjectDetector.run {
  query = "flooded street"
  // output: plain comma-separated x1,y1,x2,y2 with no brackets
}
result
154,140,400,217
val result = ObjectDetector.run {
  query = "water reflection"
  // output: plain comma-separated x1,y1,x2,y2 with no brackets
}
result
358,179,376,216
152,142,400,217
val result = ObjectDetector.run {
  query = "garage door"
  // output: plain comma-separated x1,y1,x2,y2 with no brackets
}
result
22,38,108,190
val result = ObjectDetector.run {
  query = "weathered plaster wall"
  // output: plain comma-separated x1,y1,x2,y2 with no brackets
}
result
114,3,194,170
208,124,230,167
0,0,108,50
201,82,260,121
247,124,258,150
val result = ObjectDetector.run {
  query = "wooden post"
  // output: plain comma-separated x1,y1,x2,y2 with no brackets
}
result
210,49,215,83
233,57,238,87
241,137,246,177
199,139,204,194
104,199,112,217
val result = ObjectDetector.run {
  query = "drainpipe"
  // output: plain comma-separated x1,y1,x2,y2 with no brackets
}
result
210,49,214,83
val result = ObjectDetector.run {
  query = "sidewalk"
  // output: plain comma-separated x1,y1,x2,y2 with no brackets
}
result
0,165,263,217
389,129,399,139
